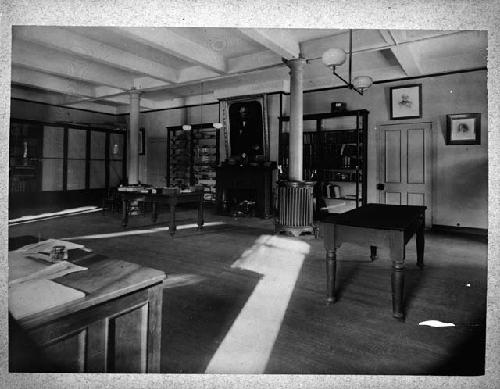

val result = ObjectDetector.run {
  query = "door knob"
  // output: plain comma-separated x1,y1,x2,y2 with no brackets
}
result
376,183,385,190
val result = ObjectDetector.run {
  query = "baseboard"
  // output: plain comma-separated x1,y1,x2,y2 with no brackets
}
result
431,224,488,239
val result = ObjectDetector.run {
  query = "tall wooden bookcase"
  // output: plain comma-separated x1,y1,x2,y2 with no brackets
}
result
167,123,220,202
279,109,369,211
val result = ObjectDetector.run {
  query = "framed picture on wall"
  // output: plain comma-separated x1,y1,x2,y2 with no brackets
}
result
220,95,269,161
390,84,422,119
446,113,481,145
139,127,145,155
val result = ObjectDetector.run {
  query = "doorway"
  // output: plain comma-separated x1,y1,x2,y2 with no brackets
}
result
378,122,433,227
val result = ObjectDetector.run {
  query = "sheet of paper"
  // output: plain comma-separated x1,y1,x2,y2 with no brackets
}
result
9,252,87,286
9,279,86,320
15,239,92,255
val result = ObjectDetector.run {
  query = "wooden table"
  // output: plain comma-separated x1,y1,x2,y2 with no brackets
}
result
321,204,426,321
119,189,204,235
11,254,166,373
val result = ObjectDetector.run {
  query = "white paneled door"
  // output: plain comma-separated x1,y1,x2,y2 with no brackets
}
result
146,137,168,187
378,123,432,227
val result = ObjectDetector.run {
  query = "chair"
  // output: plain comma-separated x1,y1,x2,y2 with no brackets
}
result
102,187,120,215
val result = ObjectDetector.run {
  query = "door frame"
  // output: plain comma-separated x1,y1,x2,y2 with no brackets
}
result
376,120,435,227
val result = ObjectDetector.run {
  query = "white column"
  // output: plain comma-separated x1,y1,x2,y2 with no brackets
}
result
128,90,141,184
288,58,306,181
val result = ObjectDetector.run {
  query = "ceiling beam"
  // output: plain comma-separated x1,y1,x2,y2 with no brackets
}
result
12,41,133,90
238,28,300,59
14,27,178,83
228,50,283,73
11,67,94,97
114,27,227,74
11,67,156,109
391,45,422,77
11,86,118,114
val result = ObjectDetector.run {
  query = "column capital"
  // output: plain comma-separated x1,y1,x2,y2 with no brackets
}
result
286,57,307,70
129,89,142,97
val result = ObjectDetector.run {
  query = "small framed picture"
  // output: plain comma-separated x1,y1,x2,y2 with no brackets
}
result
446,113,481,145
139,127,145,155
390,84,422,120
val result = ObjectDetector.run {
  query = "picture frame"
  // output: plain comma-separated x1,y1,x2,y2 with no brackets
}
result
221,95,269,161
446,113,481,145
390,84,422,120
139,127,145,155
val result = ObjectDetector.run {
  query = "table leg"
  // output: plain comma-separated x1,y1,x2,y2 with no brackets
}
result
121,200,128,227
169,203,176,236
389,232,405,321
370,245,377,261
198,199,204,230
416,215,425,269
326,249,337,304
152,202,158,223
391,262,405,321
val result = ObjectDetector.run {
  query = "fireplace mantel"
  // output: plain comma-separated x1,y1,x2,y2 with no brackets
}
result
215,163,277,218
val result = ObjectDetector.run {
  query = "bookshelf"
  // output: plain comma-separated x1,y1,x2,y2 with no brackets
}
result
167,124,220,202
279,109,369,212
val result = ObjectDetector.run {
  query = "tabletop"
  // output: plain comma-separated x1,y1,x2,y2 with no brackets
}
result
321,203,426,231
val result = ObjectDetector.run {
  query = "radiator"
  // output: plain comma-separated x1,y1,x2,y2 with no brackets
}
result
276,180,316,236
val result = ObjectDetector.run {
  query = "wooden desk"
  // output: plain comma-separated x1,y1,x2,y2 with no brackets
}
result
12,255,166,373
119,189,204,235
321,204,426,321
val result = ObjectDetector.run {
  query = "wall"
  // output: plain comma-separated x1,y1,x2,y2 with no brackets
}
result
301,70,488,229
25,69,484,228
10,99,127,194
10,99,125,126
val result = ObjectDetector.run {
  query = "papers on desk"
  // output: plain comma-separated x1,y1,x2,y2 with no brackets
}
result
8,239,90,320
9,252,87,286
9,279,85,320
15,238,92,256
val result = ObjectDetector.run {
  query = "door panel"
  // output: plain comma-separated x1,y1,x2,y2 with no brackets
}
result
379,123,432,226
385,191,402,205
384,131,401,183
407,129,425,184
146,137,168,187
407,192,425,206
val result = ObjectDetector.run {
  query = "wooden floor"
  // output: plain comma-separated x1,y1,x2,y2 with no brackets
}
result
8,204,488,375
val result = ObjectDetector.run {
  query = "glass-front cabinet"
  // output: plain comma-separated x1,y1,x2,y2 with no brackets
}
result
279,109,369,214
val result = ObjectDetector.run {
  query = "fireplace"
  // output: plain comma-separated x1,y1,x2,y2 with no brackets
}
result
216,163,277,218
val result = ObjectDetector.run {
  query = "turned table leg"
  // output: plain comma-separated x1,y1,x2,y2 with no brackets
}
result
198,199,204,230
121,199,128,227
169,202,176,236
391,262,405,321
416,215,425,269
326,249,337,304
152,201,158,223
390,232,406,321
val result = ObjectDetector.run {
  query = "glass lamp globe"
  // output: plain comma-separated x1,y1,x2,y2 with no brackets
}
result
182,124,192,131
352,76,373,91
322,48,347,67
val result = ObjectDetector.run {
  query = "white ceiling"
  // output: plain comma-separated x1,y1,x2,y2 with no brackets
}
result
10,27,487,115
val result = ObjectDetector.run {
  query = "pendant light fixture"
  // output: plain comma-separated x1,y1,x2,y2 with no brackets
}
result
322,29,373,95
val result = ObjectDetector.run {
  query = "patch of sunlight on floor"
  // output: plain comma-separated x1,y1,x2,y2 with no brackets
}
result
9,206,101,225
205,234,310,374
61,221,226,240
